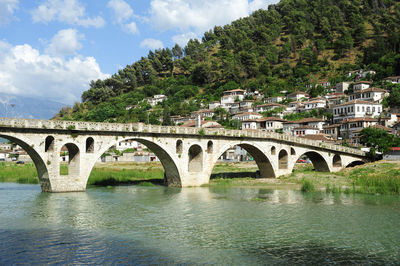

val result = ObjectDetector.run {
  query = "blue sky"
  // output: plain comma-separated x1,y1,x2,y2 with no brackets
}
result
0,0,278,104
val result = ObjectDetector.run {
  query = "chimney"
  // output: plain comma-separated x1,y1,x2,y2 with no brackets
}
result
196,114,201,128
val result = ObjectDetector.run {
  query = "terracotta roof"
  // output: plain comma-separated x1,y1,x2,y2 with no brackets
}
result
323,124,341,129
341,117,378,123
256,103,285,108
354,125,394,133
354,81,372,85
285,117,325,124
335,100,382,107
287,91,309,96
350,87,388,94
384,76,400,81
233,112,262,116
224,89,246,93
300,134,334,141
257,117,287,122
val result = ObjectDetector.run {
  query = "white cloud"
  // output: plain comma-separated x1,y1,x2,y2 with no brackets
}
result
140,39,164,50
172,32,198,47
123,22,139,34
31,0,105,28
46,28,84,56
149,0,276,35
0,0,19,25
107,0,133,24
0,41,108,104
107,0,139,34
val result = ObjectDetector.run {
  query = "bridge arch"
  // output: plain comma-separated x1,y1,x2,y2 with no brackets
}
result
188,144,203,172
92,137,182,187
86,137,94,153
0,134,50,191
346,160,365,168
333,154,342,167
214,142,275,178
60,143,80,177
295,151,330,172
45,136,55,152
279,149,289,169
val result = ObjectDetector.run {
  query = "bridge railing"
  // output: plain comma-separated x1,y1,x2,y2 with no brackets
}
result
0,117,365,156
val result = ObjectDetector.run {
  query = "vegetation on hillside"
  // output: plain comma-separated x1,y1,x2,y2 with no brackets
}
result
55,0,400,123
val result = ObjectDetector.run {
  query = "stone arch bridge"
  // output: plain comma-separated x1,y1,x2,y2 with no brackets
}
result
0,118,368,192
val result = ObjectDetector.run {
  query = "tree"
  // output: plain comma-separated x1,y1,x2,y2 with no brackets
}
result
162,105,172,126
359,127,398,157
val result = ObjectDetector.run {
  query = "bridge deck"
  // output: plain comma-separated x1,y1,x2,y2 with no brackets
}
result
0,117,366,157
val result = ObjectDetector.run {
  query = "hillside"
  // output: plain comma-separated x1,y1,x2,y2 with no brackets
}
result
55,0,400,123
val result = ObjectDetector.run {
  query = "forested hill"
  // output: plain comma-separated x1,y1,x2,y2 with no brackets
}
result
56,0,400,123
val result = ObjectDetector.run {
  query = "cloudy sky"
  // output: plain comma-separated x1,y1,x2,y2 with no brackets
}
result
0,0,278,104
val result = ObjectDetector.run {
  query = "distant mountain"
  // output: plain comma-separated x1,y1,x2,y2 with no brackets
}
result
0,94,66,120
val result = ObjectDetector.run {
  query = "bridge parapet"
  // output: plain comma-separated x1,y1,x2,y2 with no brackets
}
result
0,117,365,157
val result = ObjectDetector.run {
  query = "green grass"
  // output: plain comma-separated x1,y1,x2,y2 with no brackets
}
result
87,167,164,186
300,178,315,192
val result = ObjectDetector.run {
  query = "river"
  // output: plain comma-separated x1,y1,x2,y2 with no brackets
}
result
0,183,400,265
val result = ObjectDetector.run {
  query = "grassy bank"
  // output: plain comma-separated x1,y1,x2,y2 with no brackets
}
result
1,161,400,195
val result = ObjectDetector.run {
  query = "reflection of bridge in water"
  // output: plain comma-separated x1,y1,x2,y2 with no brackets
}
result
0,118,369,192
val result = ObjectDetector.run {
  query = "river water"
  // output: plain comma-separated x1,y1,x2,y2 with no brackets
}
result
1,183,400,265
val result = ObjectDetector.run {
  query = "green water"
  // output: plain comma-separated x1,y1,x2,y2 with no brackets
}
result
0,183,400,265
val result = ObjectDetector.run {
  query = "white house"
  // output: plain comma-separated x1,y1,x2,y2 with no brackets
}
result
333,100,382,123
242,117,286,131
348,87,388,103
283,118,326,134
353,81,372,92
191,109,215,119
254,103,285,113
232,112,262,121
147,94,168,106
221,89,246,107
293,125,321,136
208,101,221,109
335,82,352,93
287,91,309,102
264,96,285,104
383,76,400,84
303,99,326,111
286,101,304,113
339,117,379,140
116,140,139,151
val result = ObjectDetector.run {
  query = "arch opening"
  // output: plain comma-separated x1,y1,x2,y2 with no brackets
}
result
86,137,94,153
279,149,288,169
188,145,203,173
212,143,275,179
0,134,50,191
176,140,183,154
291,147,296,156
271,146,276,155
92,138,182,187
294,151,330,172
346,160,365,168
207,141,213,154
333,154,342,167
60,143,80,177
45,136,54,152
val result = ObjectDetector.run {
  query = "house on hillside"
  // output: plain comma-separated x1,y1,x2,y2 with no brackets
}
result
348,87,388,103
339,117,379,140
232,112,262,121
383,76,400,84
287,91,309,102
332,100,383,124
242,117,286,131
254,103,285,113
221,89,246,107
264,96,285,104
353,81,372,92
335,82,352,93
283,118,326,135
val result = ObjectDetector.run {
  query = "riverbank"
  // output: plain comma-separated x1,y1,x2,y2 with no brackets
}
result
1,161,400,194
